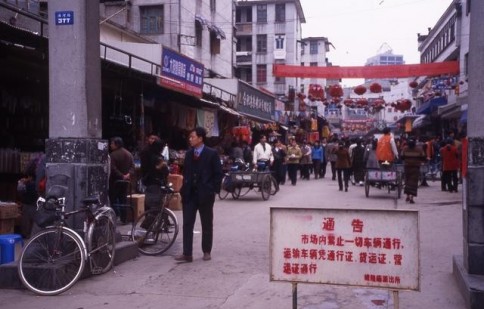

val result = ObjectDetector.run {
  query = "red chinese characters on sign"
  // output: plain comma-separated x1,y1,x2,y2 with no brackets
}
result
281,217,405,285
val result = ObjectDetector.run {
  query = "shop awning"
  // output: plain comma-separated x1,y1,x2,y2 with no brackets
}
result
195,14,209,28
416,97,447,115
412,115,431,129
208,23,226,40
238,111,273,123
438,102,460,119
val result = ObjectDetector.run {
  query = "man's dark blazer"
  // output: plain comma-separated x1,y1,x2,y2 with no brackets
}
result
180,146,223,204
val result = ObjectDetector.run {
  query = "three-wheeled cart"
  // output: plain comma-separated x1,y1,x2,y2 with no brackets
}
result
219,170,275,201
364,163,402,199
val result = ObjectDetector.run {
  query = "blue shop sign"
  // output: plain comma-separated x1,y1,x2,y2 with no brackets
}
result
55,11,74,25
160,48,204,97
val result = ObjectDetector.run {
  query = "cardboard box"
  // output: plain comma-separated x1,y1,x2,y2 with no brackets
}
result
167,174,183,192
0,203,19,219
0,219,15,234
125,194,145,222
168,193,182,211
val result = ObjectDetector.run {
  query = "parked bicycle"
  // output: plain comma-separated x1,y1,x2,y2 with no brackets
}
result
18,185,116,296
131,184,179,255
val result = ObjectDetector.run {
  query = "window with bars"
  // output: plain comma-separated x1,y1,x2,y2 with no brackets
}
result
257,34,267,53
140,5,164,34
257,4,267,23
195,21,202,47
275,34,285,50
257,65,267,83
275,3,285,22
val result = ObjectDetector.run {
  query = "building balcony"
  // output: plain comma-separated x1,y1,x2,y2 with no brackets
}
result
235,23,252,35
236,51,252,64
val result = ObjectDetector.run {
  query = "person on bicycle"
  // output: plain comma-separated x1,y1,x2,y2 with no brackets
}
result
253,135,273,171
376,127,399,165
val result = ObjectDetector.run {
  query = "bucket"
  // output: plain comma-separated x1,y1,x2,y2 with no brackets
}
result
0,234,24,264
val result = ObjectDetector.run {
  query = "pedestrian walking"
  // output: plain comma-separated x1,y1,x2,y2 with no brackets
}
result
351,137,366,186
271,139,286,185
440,138,459,193
286,137,302,186
109,136,135,225
326,136,338,181
401,138,426,203
311,141,323,179
320,138,328,178
299,140,312,180
334,141,351,192
175,127,223,263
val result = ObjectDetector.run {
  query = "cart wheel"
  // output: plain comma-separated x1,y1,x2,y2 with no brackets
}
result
218,175,230,200
261,175,271,201
232,185,241,200
365,179,370,198
397,174,402,199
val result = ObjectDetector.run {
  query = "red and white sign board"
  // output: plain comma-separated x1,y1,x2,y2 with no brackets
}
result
270,208,420,291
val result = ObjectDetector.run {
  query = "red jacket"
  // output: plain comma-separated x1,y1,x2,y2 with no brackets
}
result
440,145,459,171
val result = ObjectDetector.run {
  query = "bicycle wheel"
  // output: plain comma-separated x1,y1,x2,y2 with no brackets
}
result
218,175,230,200
260,175,271,201
269,176,279,195
132,208,179,255
87,214,116,275
18,228,86,296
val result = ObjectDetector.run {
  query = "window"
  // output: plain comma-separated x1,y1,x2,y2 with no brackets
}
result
210,0,216,12
256,65,267,83
275,34,285,50
309,41,318,54
466,0,471,15
257,4,267,23
257,34,267,53
465,52,469,76
275,4,285,22
210,31,220,54
310,62,317,67
140,6,164,34
195,21,202,47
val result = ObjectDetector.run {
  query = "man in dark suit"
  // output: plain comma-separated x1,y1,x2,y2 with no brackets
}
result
175,127,223,262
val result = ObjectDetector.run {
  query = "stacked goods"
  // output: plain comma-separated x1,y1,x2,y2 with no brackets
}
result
0,203,19,234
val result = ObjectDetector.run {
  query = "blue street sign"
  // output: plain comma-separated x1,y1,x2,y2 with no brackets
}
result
55,11,74,25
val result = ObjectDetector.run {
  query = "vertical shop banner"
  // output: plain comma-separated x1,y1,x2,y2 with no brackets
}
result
270,208,420,291
237,81,275,121
159,48,204,98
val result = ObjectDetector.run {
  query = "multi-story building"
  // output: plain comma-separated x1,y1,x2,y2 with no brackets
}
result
234,0,305,100
299,36,331,93
100,0,235,78
416,0,466,135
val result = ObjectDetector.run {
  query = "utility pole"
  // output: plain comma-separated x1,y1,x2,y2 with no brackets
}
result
46,0,108,228
454,1,484,308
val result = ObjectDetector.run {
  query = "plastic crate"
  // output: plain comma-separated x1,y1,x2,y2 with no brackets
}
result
0,203,19,219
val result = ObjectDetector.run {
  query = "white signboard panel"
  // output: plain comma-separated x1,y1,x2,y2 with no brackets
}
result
270,208,419,291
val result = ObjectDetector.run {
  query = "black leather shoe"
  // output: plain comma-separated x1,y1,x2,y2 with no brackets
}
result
174,255,193,263
203,252,211,261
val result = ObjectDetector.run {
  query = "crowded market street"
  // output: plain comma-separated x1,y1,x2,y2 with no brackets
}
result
0,175,465,309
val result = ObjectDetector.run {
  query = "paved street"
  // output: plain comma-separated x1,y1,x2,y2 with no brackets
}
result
0,175,465,309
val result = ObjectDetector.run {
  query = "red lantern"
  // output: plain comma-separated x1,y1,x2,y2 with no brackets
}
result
374,98,385,106
369,82,382,93
409,81,418,88
328,84,343,98
353,85,367,95
343,98,354,105
357,98,368,106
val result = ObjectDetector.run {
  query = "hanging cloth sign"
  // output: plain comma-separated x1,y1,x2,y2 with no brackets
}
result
273,61,459,79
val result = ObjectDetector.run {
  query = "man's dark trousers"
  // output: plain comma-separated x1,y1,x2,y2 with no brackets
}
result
182,194,215,256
